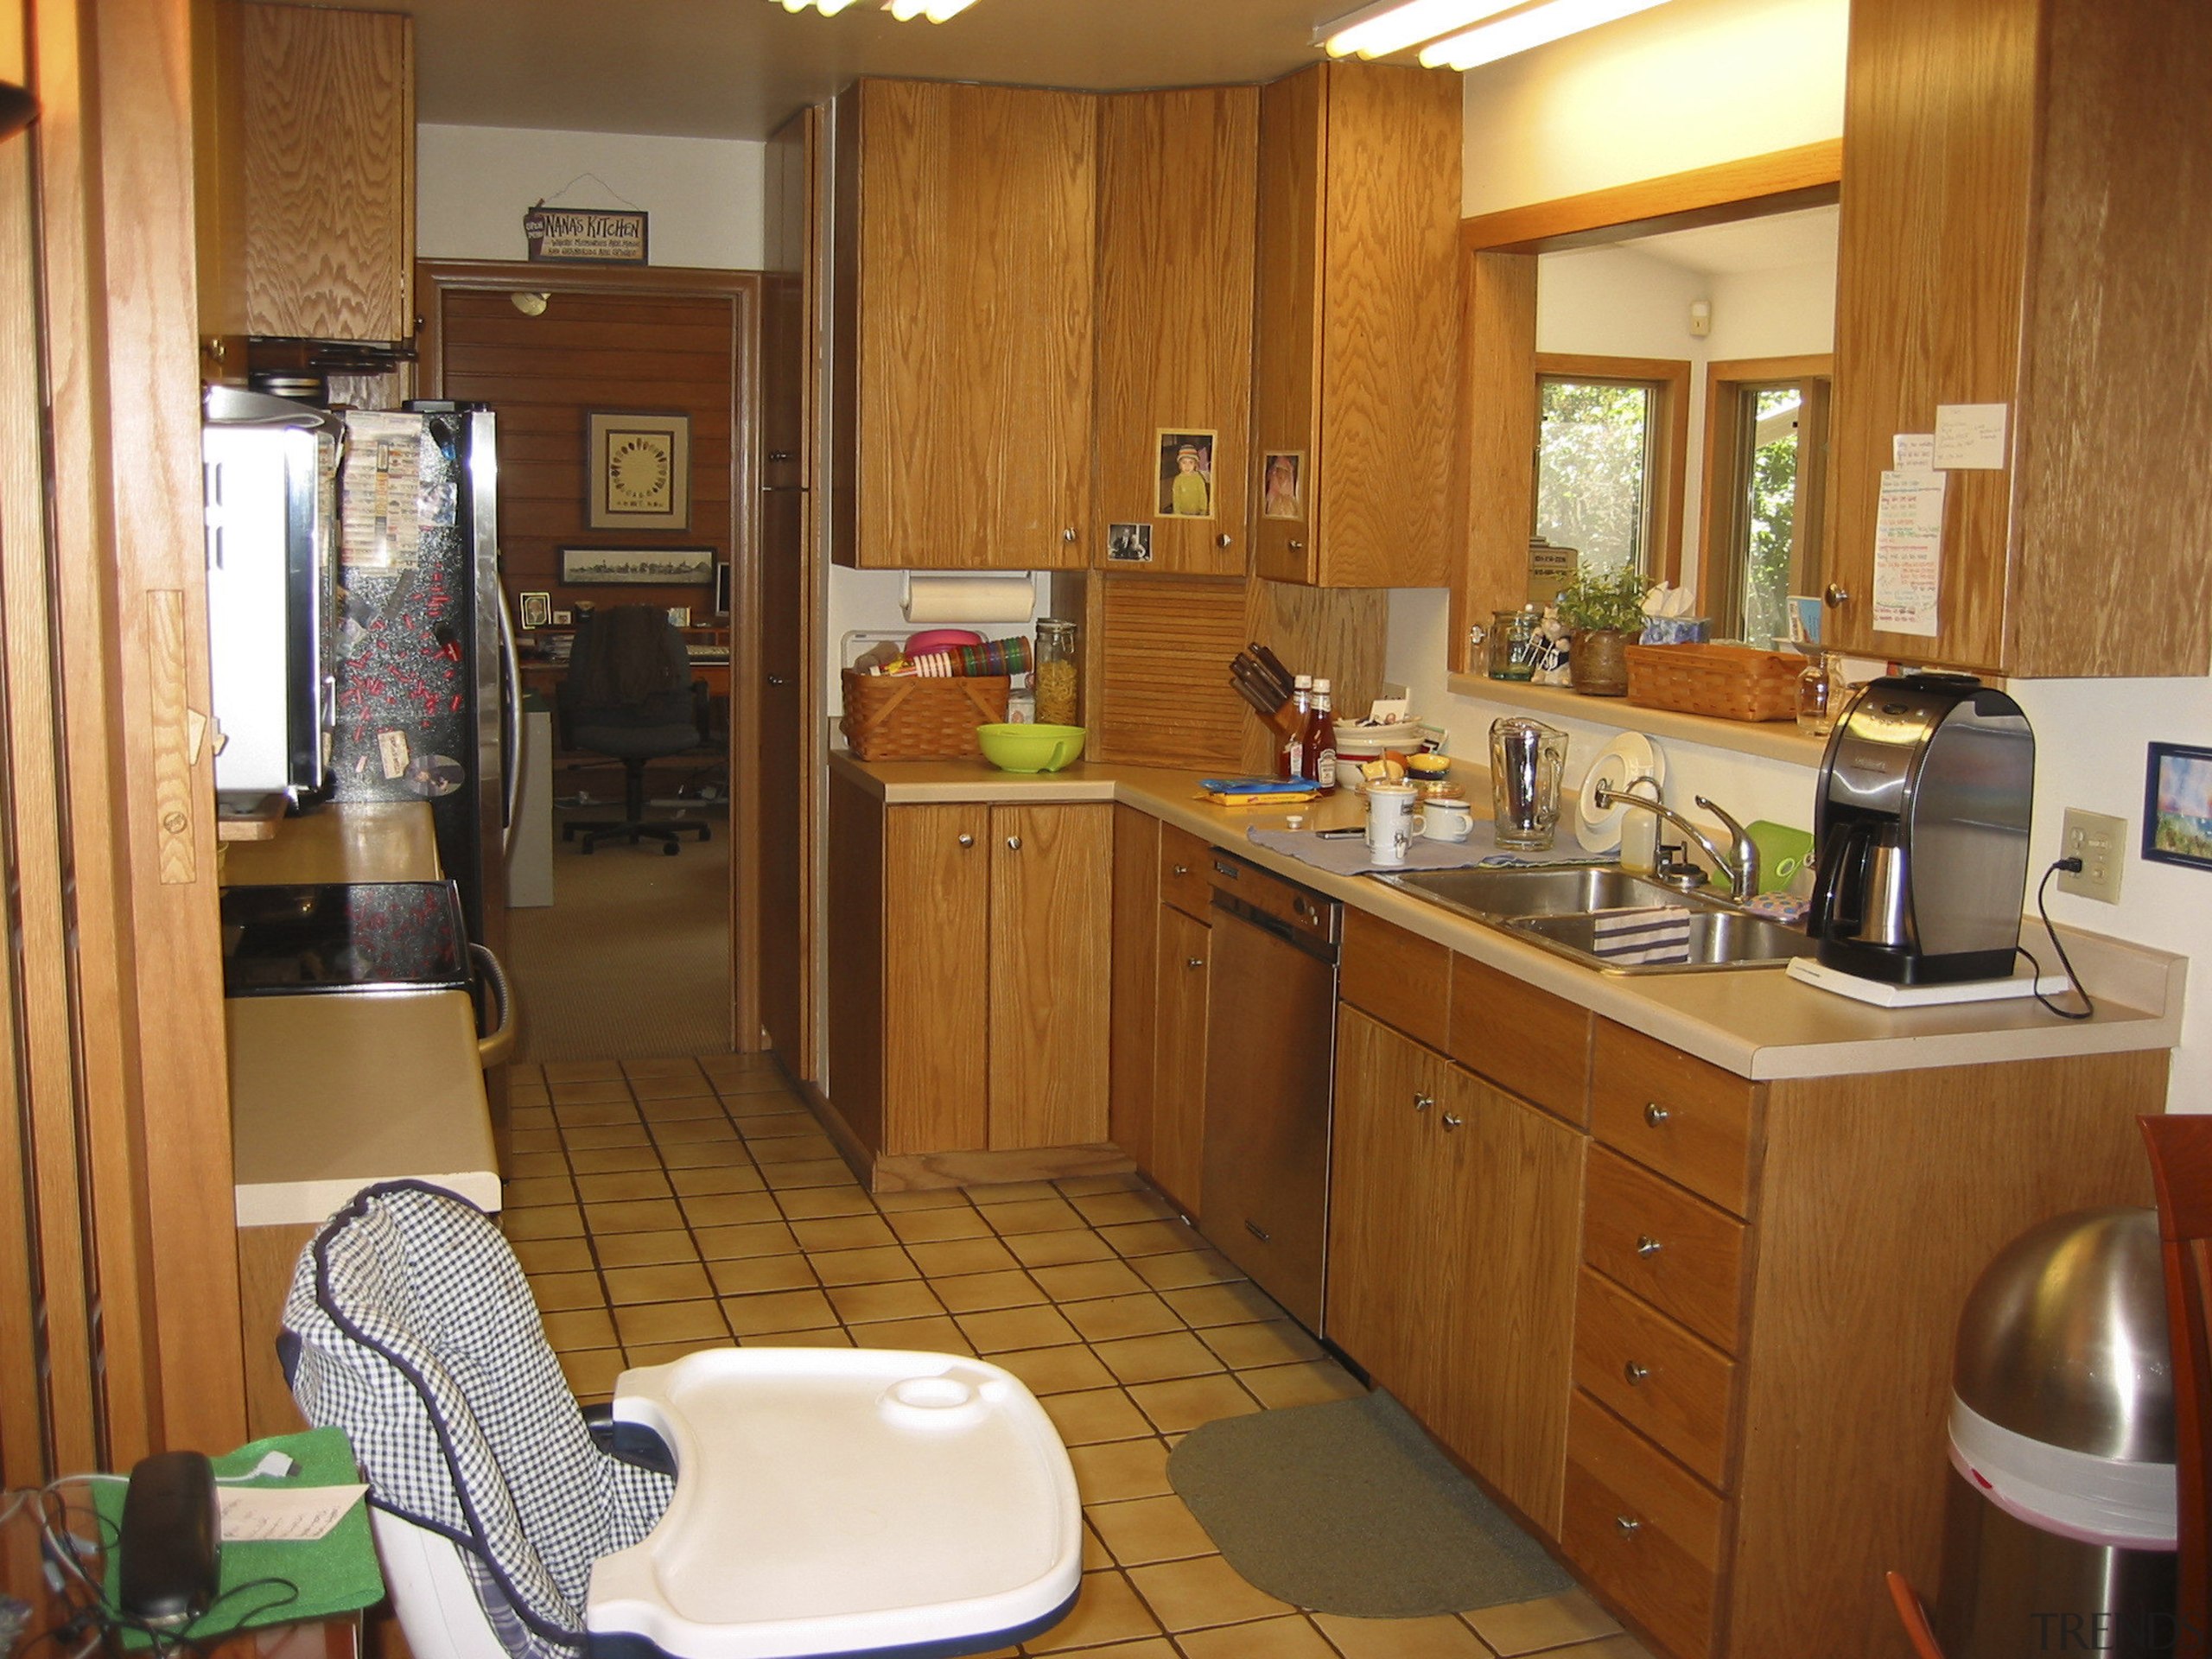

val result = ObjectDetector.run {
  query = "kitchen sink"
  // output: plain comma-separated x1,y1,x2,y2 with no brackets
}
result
1504,906,1816,976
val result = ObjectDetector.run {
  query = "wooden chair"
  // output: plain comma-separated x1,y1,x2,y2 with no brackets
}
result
2141,1114,2212,1659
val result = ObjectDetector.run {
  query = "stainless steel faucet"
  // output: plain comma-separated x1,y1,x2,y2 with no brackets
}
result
1593,785,1762,901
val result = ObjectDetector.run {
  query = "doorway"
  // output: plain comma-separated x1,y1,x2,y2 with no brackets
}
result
419,263,761,1063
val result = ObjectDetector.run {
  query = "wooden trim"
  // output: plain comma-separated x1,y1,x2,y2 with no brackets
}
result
1696,355,1833,637
1460,141,1843,254
1452,249,1537,673
1534,352,1692,588
871,1145,1136,1194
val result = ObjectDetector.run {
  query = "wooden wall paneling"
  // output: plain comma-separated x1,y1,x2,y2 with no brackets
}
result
824,771,887,1154
1093,575,1247,769
1459,142,1843,255
1251,67,1324,588
1093,88,1255,577
988,804,1111,1150
236,1224,315,1440
884,803,991,1154
1727,1051,2164,1656
1109,806,1160,1172
239,2,412,340
1454,251,1537,671
1238,580,1389,772
188,0,246,381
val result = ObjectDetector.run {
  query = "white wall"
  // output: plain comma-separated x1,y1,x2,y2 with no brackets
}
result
417,124,766,269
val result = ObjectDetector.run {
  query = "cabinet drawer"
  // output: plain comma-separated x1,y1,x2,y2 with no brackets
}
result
1341,909,1451,1052
1583,1147,1747,1353
1591,1021,1760,1217
1446,953,1591,1124
1160,823,1213,919
1563,1391,1726,1659
1573,1267,1736,1491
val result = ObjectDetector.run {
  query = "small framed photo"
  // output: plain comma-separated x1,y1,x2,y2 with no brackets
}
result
666,606,691,627
551,609,572,626
517,591,551,631
1106,522,1153,563
587,410,690,531
1262,451,1304,521
559,545,715,586
2143,741,2212,870
1156,429,1217,520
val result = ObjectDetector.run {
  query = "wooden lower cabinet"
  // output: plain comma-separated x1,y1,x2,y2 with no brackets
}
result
988,804,1114,1149
1149,905,1210,1217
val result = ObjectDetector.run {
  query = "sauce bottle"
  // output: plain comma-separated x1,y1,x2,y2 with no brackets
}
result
1281,674,1313,780
1310,678,1339,795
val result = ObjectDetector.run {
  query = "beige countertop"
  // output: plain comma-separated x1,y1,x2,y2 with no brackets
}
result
220,801,443,887
830,750,2184,1083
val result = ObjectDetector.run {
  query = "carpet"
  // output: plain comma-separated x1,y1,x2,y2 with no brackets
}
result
1166,1389,1574,1618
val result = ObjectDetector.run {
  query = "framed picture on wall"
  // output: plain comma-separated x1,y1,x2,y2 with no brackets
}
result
587,411,690,531
559,546,715,586
517,591,551,630
2143,741,2212,871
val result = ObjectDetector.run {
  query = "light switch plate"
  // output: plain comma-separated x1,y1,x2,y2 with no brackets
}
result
2057,808,2126,904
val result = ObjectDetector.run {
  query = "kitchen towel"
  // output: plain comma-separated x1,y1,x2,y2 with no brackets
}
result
1245,822,1605,880
1589,905,1694,965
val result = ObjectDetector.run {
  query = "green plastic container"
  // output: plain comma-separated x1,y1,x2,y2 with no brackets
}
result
976,723,1086,773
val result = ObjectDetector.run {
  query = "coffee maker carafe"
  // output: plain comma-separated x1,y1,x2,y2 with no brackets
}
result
1807,674,2034,984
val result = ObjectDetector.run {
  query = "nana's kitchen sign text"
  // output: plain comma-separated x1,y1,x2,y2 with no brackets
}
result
523,207,649,265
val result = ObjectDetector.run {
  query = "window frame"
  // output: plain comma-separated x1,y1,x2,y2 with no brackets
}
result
1696,353,1833,644
1532,352,1692,589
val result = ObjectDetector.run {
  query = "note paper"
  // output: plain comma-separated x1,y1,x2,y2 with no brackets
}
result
340,412,426,570
1893,434,1936,470
218,1484,367,1543
1872,469,1946,638
1933,404,2009,470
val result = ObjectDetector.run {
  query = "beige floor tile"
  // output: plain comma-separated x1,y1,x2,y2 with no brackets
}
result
685,1192,784,1228
931,1269,1047,1313
506,1150,569,1179
512,1236,594,1274
1315,1611,1494,1658
721,1085,804,1114
1082,1522,1113,1573
652,1116,743,1147
542,1306,618,1351
1239,1359,1365,1410
720,1287,837,1336
696,1052,773,1081
661,1141,766,1173
602,1262,716,1305
749,1135,842,1166
637,1095,725,1122
991,1344,1115,1395
978,1197,1086,1235
511,1104,556,1131
1554,1636,1652,1657
1042,1388,1156,1446
907,1236,1020,1277
1064,1293,1185,1344
1096,1331,1226,1385
735,1109,819,1139
666,1179,777,1215
1128,1375,1262,1434
849,1314,971,1352
590,1229,699,1268
574,1169,674,1205
543,1059,624,1083
1131,1249,1246,1292
629,1073,715,1101
527,1270,606,1313
1069,1189,1181,1227
552,1096,639,1122
825,1279,944,1325
614,1300,728,1347
502,1175,577,1210
791,1213,898,1252
1004,1229,1116,1268
1099,1219,1207,1258
708,1253,819,1296
1028,1259,1151,1303
623,1339,717,1369
772,1185,879,1219
1086,1493,1216,1567
1068,1436,1173,1504
562,1123,653,1151
690,1220,798,1260
966,1179,1062,1205
569,1144,667,1175
588,1198,688,1234
1127,1554,1290,1631
621,1057,705,1080
549,1079,633,1106
1052,1173,1146,1197
502,1205,586,1242
509,1083,552,1109
559,1348,625,1402
1180,1616,1338,1657
760,1158,861,1189
874,1186,973,1211
1201,1319,1325,1370
506,1127,562,1154
1023,1570,1163,1653
957,1303,1082,1353
1461,1590,1622,1656
740,1327,854,1348
809,1245,923,1285
886,1205,993,1243
1160,1279,1287,1328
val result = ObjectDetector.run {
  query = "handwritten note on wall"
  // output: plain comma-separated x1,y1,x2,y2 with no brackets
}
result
1873,470,1947,637
1933,404,2010,470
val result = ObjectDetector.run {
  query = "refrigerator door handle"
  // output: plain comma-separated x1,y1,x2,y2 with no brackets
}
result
497,587,523,855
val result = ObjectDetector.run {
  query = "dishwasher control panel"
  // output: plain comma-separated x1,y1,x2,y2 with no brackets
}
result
1207,852,1341,946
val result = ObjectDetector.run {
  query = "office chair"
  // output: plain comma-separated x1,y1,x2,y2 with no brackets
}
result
280,1181,1082,1659
557,607,713,855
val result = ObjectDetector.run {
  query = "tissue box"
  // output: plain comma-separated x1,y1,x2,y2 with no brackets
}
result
1640,615,1712,645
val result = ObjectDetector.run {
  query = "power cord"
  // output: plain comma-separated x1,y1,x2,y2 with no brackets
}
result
2016,858,2095,1021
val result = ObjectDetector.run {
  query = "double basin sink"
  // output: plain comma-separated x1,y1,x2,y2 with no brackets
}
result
1376,865,1815,977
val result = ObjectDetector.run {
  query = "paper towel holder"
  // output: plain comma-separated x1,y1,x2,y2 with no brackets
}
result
899,571,1038,626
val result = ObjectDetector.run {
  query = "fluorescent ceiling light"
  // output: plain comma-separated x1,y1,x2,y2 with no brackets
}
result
1316,0,1523,60
1421,0,1673,70
779,0,862,13
886,0,976,17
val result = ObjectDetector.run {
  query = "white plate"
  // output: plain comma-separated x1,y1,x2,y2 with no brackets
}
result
1576,733,1666,854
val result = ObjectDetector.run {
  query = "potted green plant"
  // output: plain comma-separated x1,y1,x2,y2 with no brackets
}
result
1555,567,1648,696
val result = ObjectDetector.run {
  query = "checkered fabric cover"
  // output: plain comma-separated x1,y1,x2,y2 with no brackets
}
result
281,1181,673,1659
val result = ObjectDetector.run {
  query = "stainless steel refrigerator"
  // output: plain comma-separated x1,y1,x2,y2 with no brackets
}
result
329,404,518,953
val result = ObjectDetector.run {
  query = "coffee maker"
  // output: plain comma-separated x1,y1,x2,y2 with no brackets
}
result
1807,673,2034,985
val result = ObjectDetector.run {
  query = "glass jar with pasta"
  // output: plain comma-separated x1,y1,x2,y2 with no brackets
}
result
1033,618,1080,728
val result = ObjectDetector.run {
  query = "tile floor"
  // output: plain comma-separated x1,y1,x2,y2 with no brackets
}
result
502,1053,1653,1659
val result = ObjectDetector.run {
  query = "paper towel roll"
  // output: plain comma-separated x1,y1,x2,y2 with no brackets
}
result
902,574,1036,625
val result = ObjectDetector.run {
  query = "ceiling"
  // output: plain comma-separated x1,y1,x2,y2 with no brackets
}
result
304,0,1347,141
1619,204,1840,277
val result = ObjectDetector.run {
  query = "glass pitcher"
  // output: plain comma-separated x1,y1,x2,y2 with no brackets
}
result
1490,716,1568,851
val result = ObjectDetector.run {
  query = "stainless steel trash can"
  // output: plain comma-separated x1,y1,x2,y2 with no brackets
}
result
1937,1207,2179,1657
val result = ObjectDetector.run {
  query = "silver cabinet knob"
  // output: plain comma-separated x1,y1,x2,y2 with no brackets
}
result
1216,533,1233,548
1635,1234,1662,1257
1440,1112,1464,1132
1061,528,1077,543
956,834,975,849
766,674,790,687
1185,957,1204,969
1173,864,1190,876
1643,1102,1670,1128
1413,1092,1433,1114
1624,1361,1649,1385
1825,583,1852,606
1287,539,1305,550
1005,836,1022,851
1616,1516,1642,1538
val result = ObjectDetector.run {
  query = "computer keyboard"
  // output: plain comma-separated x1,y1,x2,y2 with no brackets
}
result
686,644,731,663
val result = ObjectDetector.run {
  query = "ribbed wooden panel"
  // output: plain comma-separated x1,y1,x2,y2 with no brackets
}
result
1239,579,1390,772
1093,575,1246,770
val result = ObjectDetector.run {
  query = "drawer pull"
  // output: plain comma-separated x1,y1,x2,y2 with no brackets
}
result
1173,863,1190,876
1440,1112,1464,1132
1413,1092,1433,1114
1185,957,1204,969
957,834,975,849
1635,1234,1663,1257
1624,1360,1649,1385
1616,1515,1643,1538
1005,836,1022,851
1643,1102,1670,1127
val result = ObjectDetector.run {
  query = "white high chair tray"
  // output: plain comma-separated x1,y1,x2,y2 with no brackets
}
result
589,1348,1083,1659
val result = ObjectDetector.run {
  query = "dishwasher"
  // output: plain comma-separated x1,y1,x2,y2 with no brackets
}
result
1199,850,1341,1336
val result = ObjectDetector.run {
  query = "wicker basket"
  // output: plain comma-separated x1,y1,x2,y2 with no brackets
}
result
1625,644,1802,723
839,671,1011,760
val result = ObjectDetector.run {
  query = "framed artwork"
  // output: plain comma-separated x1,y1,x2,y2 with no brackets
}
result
1105,522,1153,563
2143,741,2212,870
1262,452,1304,521
587,411,690,531
517,591,551,631
1156,429,1217,519
558,546,715,586
666,606,692,627
551,610,573,626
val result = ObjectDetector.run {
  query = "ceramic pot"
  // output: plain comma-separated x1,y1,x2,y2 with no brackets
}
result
1570,627,1631,696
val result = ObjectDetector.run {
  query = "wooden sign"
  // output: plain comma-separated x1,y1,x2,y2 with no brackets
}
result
524,207,648,265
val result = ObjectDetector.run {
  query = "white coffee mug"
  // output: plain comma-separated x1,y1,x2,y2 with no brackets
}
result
1365,782,1418,867
1419,795,1474,842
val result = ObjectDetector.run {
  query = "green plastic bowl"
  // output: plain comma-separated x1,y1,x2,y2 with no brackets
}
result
976,723,1086,773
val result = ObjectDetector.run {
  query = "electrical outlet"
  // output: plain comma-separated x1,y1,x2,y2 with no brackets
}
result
2057,808,2127,904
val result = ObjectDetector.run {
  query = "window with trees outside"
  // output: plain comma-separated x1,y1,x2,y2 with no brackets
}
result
1532,354,1689,587
1699,356,1831,647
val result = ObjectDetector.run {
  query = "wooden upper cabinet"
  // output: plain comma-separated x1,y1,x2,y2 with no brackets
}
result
1827,0,2212,677
239,3,414,342
1252,62,1461,590
834,79,1096,571
1092,88,1256,577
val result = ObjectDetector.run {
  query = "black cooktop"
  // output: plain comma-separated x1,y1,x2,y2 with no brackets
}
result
220,880,470,997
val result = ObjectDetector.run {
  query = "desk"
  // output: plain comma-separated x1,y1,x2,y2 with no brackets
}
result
519,659,731,700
